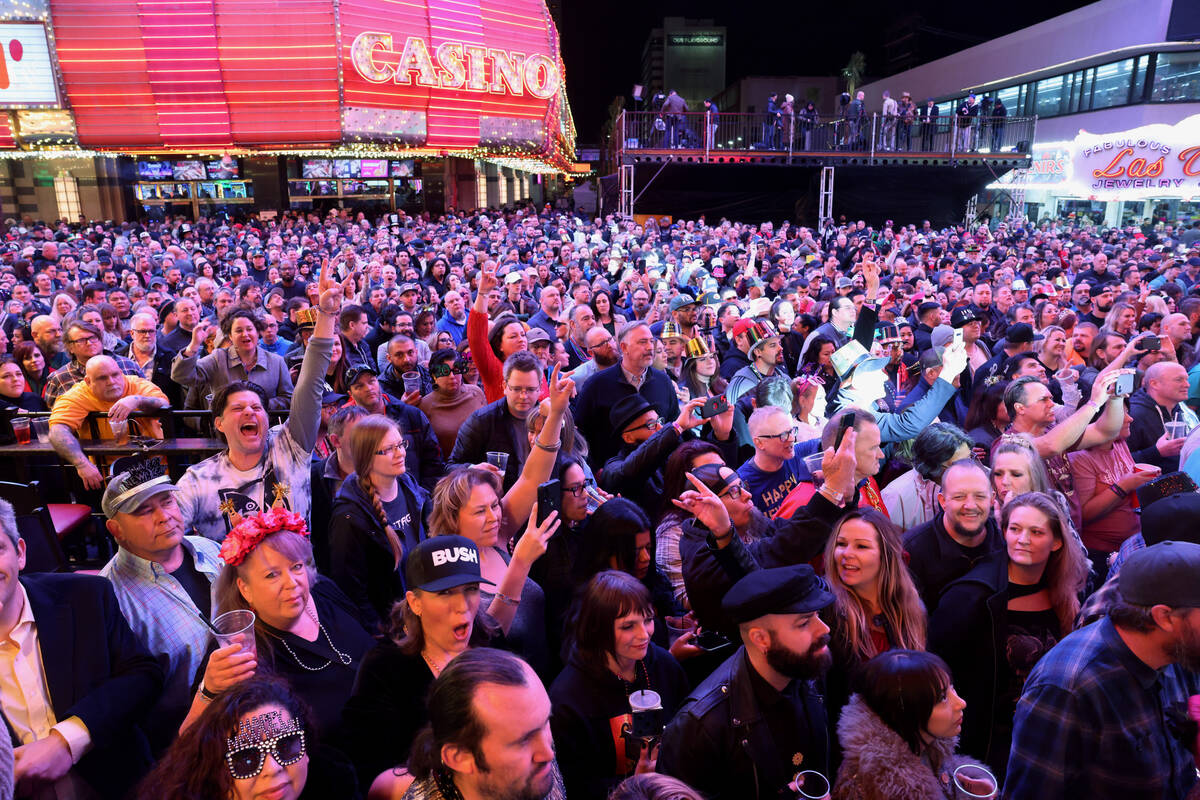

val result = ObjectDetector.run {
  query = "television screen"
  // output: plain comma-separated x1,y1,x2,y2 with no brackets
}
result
391,159,414,177
207,158,239,179
333,159,359,178
302,159,332,178
173,160,206,180
137,161,171,180
360,159,388,178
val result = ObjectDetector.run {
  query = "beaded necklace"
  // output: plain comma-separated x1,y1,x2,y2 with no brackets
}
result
264,605,353,672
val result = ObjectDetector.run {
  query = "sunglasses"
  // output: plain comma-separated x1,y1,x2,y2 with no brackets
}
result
430,362,471,378
226,729,306,780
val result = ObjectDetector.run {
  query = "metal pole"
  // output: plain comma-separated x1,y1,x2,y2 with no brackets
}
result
950,113,956,161
704,110,711,162
788,112,793,162
870,114,876,162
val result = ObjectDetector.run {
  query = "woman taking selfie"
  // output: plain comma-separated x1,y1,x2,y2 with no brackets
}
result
833,650,989,800
928,491,1087,776
185,508,376,748
469,263,535,401
328,414,431,633
425,363,575,671
549,570,690,800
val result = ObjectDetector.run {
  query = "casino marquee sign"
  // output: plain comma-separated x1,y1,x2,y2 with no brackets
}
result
351,32,560,100
43,0,575,167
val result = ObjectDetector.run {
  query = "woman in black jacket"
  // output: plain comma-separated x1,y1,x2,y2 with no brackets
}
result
549,571,689,800
328,414,430,634
927,491,1087,778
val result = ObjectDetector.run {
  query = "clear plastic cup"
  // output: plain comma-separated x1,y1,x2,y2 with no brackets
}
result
109,418,129,445
10,417,29,444
30,418,49,442
664,615,696,645
213,609,257,659
953,764,997,799
791,770,831,799
487,451,510,472
1165,420,1188,440
802,452,825,487
402,371,421,394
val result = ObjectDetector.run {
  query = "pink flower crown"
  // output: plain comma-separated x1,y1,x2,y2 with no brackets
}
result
219,507,310,567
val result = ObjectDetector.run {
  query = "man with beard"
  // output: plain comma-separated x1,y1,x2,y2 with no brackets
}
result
659,564,834,800
402,648,565,800
1079,281,1115,329
1005,541,1200,800
902,459,1003,612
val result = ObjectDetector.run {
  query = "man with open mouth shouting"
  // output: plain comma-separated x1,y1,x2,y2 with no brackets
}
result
177,266,350,542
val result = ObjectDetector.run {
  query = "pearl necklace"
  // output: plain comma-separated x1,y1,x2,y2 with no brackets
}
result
268,605,353,672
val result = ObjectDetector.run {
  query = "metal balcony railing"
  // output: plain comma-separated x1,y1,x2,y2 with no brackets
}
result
616,110,1037,163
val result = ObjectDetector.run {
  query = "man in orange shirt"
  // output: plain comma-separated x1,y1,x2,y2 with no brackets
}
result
48,355,168,490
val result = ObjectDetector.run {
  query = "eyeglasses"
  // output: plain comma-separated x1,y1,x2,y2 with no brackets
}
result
717,482,749,500
67,335,99,346
130,329,155,335
430,362,470,378
758,426,801,442
628,417,663,433
505,385,540,396
226,730,307,780
563,479,596,497
587,338,614,353
374,441,408,457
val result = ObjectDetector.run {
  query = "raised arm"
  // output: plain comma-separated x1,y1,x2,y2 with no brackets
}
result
500,364,574,538
284,267,348,450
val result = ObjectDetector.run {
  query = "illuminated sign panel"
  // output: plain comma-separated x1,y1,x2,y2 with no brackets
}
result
0,24,58,107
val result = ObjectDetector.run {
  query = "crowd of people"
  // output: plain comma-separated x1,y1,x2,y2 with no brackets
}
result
0,204,1199,800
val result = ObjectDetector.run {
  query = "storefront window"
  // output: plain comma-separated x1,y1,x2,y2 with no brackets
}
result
1152,51,1200,102
996,85,1020,116
1034,75,1066,117
1090,59,1135,110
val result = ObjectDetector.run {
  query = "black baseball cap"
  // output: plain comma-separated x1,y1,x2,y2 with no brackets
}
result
345,363,379,385
405,535,494,592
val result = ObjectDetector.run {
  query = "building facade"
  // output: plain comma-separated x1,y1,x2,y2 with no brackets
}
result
857,0,1200,225
0,0,577,221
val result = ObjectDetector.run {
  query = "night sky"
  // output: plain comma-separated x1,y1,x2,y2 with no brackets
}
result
560,0,1094,142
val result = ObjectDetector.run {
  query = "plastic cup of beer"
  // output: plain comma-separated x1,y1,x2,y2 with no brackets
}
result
402,371,421,394
11,417,29,444
953,764,998,799
109,418,129,445
791,770,831,800
213,609,257,659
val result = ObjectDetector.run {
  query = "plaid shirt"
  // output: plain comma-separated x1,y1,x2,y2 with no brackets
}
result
1004,616,1200,800
99,537,222,724
42,354,145,408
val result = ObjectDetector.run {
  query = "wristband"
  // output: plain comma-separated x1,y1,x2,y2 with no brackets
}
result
495,592,521,606
199,682,217,701
534,438,561,453
818,484,846,507
1110,484,1128,499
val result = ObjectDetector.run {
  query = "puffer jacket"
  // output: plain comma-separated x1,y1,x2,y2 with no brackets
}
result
834,694,984,800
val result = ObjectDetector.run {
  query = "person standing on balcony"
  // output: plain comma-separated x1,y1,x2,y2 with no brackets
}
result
919,97,939,150
703,98,718,151
897,91,915,151
991,95,1008,151
846,90,866,150
956,93,979,152
880,90,898,151
765,92,783,150
661,89,688,149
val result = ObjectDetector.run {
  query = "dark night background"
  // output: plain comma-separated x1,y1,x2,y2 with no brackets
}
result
559,0,1095,142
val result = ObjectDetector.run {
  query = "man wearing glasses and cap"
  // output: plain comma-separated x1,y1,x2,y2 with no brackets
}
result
660,564,835,800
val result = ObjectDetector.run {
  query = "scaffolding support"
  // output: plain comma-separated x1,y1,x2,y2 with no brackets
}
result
618,164,634,217
818,166,835,224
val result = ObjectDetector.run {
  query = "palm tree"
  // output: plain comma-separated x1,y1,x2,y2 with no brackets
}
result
841,51,866,95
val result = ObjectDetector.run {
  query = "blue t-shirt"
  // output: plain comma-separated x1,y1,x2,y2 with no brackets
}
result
738,450,809,516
